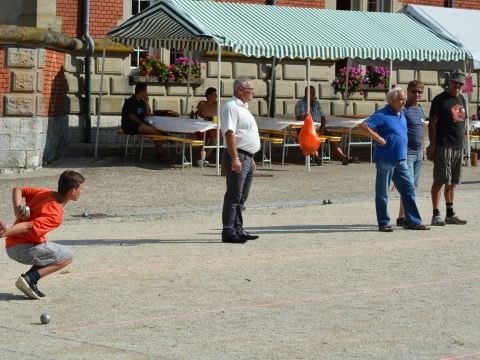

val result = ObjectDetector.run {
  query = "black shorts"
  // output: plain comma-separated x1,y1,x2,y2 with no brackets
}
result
121,121,141,135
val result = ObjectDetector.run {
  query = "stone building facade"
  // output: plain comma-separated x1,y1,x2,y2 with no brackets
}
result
1,0,479,172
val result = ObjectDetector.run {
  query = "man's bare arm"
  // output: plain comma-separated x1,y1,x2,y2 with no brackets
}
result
359,122,386,146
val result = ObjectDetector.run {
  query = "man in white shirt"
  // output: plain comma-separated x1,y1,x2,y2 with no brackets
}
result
221,77,261,243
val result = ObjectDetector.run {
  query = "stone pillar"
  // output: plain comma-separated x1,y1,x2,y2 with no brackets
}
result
0,47,53,173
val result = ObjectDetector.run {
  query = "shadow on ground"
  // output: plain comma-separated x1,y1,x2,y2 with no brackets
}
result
202,224,378,235
0,293,29,301
55,239,220,246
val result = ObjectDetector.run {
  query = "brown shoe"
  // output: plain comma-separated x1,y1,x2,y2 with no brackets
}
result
379,225,394,232
445,215,467,225
405,223,430,230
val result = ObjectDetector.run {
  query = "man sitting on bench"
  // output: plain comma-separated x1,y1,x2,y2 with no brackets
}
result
121,82,163,157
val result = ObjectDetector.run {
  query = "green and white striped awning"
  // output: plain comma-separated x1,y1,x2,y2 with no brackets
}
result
108,0,467,62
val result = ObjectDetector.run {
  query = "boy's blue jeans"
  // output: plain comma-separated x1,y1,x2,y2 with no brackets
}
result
375,160,422,227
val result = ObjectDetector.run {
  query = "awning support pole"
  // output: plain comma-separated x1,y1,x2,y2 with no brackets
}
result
343,59,351,116
268,57,276,118
306,57,311,171
464,60,471,167
94,38,108,158
184,49,192,116
389,59,393,89
215,40,222,175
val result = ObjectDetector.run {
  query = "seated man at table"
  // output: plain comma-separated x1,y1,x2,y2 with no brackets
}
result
121,83,164,157
195,87,218,166
295,86,354,165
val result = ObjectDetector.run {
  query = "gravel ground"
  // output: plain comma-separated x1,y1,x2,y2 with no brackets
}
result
0,157,479,359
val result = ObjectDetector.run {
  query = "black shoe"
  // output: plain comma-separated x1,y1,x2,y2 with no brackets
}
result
240,232,259,241
222,236,247,244
404,223,430,231
314,157,323,166
15,274,42,299
396,218,405,227
378,225,394,232
30,281,46,298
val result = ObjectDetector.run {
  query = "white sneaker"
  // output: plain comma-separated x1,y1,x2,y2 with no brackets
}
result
431,215,446,226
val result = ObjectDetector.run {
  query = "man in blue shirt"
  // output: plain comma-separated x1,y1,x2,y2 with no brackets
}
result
360,88,429,232
397,80,425,226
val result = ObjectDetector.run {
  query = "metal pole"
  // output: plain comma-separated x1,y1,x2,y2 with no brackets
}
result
83,0,95,143
94,38,107,158
389,59,393,89
268,57,276,118
343,58,351,116
184,49,191,115
464,60,471,167
306,58,311,171
215,41,222,175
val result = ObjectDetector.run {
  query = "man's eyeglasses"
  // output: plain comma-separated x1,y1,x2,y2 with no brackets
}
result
240,86,254,92
411,90,423,94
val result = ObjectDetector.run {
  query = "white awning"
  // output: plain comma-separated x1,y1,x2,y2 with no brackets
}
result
405,4,480,69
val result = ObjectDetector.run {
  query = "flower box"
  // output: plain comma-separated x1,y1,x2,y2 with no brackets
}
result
129,76,203,86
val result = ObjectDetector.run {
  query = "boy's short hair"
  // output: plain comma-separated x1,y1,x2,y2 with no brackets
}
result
58,170,85,195
407,80,424,91
135,83,147,94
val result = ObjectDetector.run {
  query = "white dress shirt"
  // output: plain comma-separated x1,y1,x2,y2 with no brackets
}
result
221,97,261,155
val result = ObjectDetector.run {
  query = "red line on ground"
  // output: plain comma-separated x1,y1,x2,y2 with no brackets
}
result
47,273,480,334
440,351,480,360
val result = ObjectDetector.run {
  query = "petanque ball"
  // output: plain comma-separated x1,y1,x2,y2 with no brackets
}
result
322,200,328,205
40,313,50,325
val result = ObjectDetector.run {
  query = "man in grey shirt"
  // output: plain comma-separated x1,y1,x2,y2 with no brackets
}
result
221,78,261,243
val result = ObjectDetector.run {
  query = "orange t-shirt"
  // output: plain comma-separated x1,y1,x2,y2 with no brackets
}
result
5,187,63,248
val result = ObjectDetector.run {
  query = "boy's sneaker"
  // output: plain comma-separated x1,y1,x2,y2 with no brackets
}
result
15,274,42,300
445,215,467,225
431,215,446,226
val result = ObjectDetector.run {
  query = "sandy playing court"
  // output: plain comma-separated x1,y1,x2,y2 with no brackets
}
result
0,159,479,359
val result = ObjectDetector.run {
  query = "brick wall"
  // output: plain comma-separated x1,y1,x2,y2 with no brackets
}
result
90,0,124,38
43,50,66,117
57,0,82,37
214,0,325,7
277,0,324,6
57,0,123,38
403,0,480,8
402,0,446,5
451,0,480,8
0,47,10,116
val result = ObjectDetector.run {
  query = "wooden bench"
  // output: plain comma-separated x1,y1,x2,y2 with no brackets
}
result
259,136,284,167
116,129,204,168
327,127,372,162
143,134,204,168
116,129,143,160
470,134,480,151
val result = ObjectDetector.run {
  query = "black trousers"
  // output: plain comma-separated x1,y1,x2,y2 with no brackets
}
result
222,151,254,239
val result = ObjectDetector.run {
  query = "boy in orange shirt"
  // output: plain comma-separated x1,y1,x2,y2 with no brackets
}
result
0,170,84,299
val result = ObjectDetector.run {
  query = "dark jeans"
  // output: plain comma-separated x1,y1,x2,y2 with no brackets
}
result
375,160,422,227
222,152,254,239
